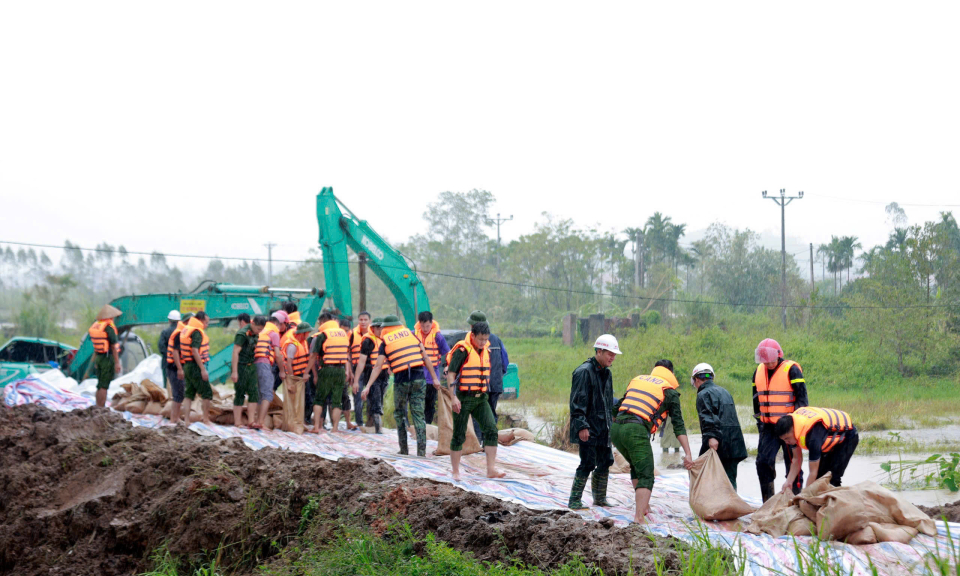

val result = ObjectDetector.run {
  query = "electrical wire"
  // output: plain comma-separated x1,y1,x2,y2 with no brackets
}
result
0,239,956,311
804,193,960,208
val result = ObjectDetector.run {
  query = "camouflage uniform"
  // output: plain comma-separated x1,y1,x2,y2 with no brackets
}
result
394,376,426,456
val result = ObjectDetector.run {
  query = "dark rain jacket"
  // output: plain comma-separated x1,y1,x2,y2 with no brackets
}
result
569,357,614,447
695,379,748,462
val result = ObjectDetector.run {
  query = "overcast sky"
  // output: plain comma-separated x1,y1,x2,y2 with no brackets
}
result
2,2,958,274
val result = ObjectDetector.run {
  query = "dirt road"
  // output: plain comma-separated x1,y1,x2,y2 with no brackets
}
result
0,404,685,575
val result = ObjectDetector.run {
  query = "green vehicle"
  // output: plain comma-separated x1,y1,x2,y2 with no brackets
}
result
0,337,77,388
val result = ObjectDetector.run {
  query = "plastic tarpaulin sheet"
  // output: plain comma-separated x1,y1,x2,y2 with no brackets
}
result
5,375,959,576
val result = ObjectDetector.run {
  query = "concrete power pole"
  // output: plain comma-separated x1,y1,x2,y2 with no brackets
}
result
486,212,513,276
762,189,804,330
263,242,277,285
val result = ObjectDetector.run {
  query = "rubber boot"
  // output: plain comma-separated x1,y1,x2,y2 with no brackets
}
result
398,429,408,455
373,414,382,434
568,474,589,509
591,470,611,507
760,481,775,503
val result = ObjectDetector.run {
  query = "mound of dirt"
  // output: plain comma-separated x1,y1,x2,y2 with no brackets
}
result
919,500,960,523
0,405,686,576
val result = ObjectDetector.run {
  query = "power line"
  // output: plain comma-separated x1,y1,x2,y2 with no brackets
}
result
805,193,960,208
0,239,956,311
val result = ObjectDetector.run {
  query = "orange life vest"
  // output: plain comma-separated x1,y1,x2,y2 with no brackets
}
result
318,320,349,366
254,321,281,364
618,366,680,434
287,337,310,376
166,321,185,364
288,311,301,325
790,407,855,454
358,331,381,365
755,360,802,424
381,326,425,372
448,336,490,393
350,326,369,365
179,318,210,364
413,320,442,367
88,319,117,354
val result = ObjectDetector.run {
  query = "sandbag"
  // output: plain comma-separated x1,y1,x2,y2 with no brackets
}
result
433,388,482,456
687,450,756,520
803,480,936,541
262,413,274,430
273,414,284,430
125,400,147,414
280,375,306,434
409,424,439,441
846,522,919,545
745,489,804,536
498,427,535,446
143,401,163,416
610,448,631,474
141,379,167,403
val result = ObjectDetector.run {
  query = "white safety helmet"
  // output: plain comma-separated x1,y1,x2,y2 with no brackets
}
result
593,334,622,355
691,362,714,385
167,310,182,321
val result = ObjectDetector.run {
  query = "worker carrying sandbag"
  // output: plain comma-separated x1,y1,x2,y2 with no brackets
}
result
774,407,860,492
690,363,747,490
611,360,694,524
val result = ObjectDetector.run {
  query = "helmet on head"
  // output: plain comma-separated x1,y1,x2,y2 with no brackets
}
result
690,362,714,385
755,338,783,364
271,310,289,324
593,334,622,355
167,310,182,321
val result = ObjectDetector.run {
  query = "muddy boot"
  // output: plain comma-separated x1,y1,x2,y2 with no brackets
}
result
591,470,611,507
373,414,382,434
760,481,775,503
398,431,409,455
568,474,589,509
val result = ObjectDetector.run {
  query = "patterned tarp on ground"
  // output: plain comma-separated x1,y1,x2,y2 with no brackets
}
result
5,375,959,575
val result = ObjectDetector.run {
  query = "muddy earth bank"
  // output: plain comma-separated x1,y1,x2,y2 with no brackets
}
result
1,405,688,575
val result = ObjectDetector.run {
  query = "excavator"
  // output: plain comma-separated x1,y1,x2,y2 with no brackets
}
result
61,187,518,396
67,282,325,384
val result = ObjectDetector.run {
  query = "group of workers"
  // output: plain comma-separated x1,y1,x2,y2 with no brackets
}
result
568,334,861,524
90,303,512,476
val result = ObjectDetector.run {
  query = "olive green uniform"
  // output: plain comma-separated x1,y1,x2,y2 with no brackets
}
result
611,388,686,490
93,325,118,390
233,327,260,406
311,333,347,409
446,346,498,451
184,329,213,401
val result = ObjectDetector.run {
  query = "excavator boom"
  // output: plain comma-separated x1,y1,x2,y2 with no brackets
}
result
316,187,429,327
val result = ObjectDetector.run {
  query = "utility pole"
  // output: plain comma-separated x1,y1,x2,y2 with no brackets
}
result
486,212,513,276
762,189,803,330
263,242,277,285
358,252,367,314
809,243,815,293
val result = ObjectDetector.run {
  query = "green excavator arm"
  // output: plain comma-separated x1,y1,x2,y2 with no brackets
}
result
316,187,429,327
69,282,324,384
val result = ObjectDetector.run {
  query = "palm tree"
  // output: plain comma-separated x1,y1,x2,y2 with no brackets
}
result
623,226,646,287
839,236,862,285
817,243,829,287
885,228,908,253
690,239,715,295
826,236,844,294
644,212,673,264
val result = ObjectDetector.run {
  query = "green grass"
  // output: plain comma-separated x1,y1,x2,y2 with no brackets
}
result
505,319,960,433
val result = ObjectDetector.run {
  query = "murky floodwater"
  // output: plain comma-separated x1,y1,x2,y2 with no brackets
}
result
501,399,960,507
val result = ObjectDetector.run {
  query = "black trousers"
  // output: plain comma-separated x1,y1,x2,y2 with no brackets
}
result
304,373,315,423
818,430,859,487
575,442,613,478
757,424,803,493
424,383,438,425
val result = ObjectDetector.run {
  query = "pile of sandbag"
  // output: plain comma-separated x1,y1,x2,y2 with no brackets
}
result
497,427,535,446
745,473,937,544
111,380,168,416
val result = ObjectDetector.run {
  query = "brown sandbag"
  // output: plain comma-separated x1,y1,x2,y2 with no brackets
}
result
125,400,147,414
409,424,439,441
610,448,632,474
273,414,284,429
803,480,936,541
687,450,756,521
280,375,305,434
433,388,482,456
141,379,167,403
262,413,274,430
498,427,535,446
745,489,805,536
143,401,163,416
